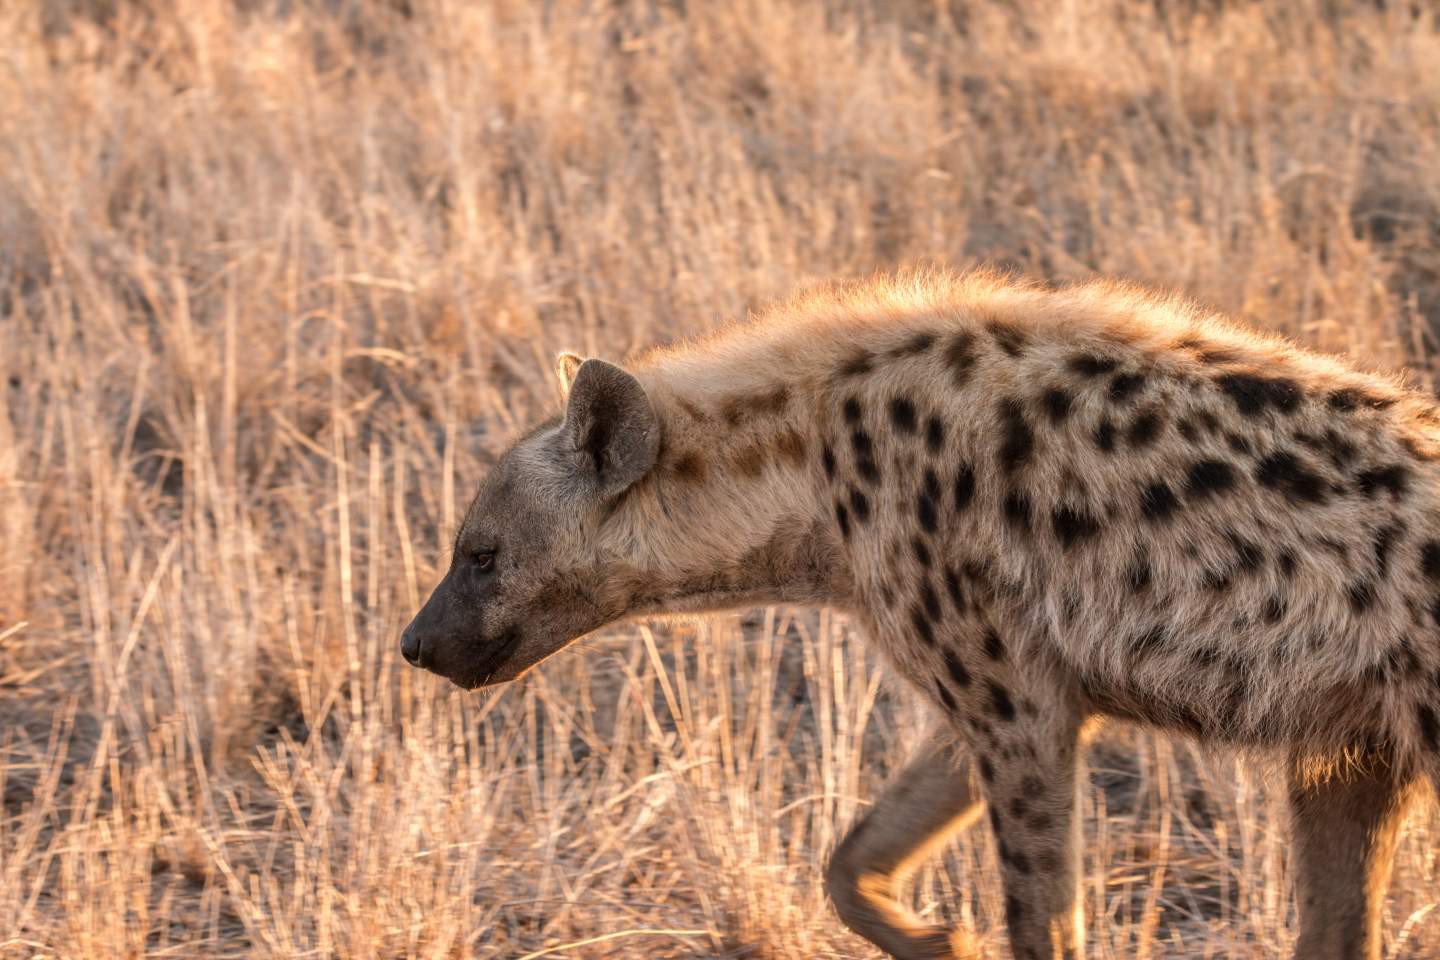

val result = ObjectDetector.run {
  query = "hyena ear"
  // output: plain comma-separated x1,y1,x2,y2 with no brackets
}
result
555,351,585,398
562,359,660,497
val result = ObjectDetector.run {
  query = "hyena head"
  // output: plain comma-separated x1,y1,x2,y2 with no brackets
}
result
400,355,664,688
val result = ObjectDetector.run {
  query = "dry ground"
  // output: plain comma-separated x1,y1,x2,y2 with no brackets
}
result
3,0,1440,956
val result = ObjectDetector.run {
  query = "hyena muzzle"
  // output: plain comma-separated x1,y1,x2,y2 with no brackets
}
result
403,272,1440,960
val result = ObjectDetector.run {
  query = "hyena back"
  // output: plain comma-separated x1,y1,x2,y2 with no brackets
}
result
402,272,1440,960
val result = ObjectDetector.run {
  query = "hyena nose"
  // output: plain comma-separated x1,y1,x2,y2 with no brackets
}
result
400,625,423,666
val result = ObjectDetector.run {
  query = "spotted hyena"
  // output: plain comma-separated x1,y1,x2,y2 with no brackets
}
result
402,271,1440,960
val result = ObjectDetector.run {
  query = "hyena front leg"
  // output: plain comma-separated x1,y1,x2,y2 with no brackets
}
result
1288,752,1420,960
965,688,1087,960
826,737,985,959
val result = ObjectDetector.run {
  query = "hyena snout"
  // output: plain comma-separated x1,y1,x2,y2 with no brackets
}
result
400,573,460,671
399,571,521,688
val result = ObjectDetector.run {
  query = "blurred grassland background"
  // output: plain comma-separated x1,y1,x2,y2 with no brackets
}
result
3,0,1440,956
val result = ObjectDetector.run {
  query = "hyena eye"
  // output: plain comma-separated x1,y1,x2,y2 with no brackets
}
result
473,550,496,573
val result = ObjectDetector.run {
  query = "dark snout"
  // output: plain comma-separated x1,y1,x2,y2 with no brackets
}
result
400,572,458,671
400,572,522,688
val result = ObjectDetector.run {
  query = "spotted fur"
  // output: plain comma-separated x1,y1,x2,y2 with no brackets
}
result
405,271,1440,960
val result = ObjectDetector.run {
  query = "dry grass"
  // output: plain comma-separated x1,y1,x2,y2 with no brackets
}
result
3,0,1440,956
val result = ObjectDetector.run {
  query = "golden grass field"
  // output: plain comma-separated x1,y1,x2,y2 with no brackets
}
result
3,0,1440,956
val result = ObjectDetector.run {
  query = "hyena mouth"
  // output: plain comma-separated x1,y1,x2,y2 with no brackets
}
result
461,626,522,689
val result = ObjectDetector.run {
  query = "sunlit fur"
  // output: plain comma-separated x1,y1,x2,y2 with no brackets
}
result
585,269,1440,764
499,269,1440,959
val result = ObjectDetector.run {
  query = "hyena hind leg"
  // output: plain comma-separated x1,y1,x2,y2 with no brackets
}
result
1287,750,1425,960
825,737,985,960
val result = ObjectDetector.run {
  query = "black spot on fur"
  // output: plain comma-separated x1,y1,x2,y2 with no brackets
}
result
851,430,881,485
1094,417,1116,452
997,400,1035,473
889,396,918,434
1421,541,1440,580
1225,433,1252,457
1262,595,1286,624
988,320,1028,357
988,682,1016,721
1328,388,1394,412
834,502,851,539
1128,552,1153,593
945,649,971,688
1052,505,1101,548
983,630,1005,660
1216,373,1302,416
895,332,936,356
923,468,941,500
1255,450,1328,504
1374,523,1404,579
1069,354,1118,377
954,465,976,512
918,470,942,529
1109,372,1146,404
1349,580,1378,613
934,679,957,712
1228,532,1265,576
912,536,933,569
925,416,945,453
921,580,942,622
917,493,938,533
1278,549,1298,578
1186,459,1237,499
1003,844,1032,875
839,352,872,378
820,444,836,480
943,566,965,612
1356,464,1409,500
848,488,870,522
945,333,978,387
911,606,935,646
1140,481,1179,522
721,387,790,426
842,396,862,424
851,429,874,458
1296,428,1357,470
1041,388,1072,424
978,754,994,781
1203,568,1233,592
1127,409,1164,447
1003,492,1033,533
1177,418,1199,443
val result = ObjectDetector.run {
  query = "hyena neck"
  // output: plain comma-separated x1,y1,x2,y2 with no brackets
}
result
607,350,856,618
610,274,1040,619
